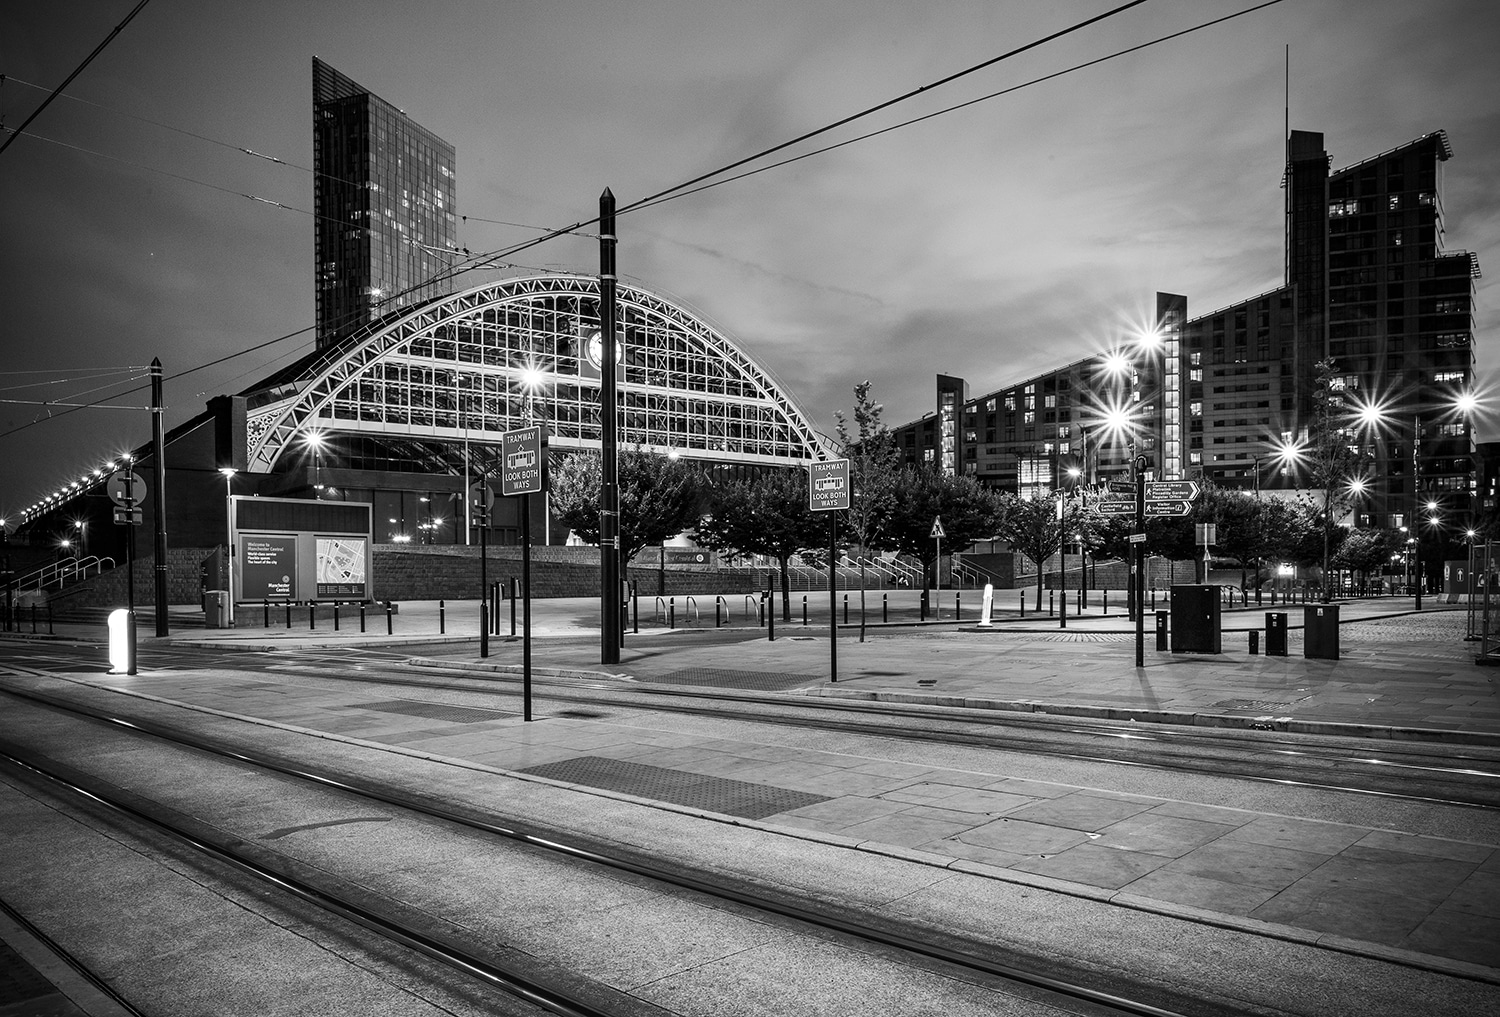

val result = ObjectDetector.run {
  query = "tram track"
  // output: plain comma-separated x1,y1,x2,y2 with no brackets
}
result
261,658,1500,812
0,683,1217,1017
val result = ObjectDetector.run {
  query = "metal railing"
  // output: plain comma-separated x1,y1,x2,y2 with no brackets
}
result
13,555,117,593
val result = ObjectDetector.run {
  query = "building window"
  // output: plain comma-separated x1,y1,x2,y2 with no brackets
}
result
1434,370,1466,383
1023,411,1034,425
1388,194,1401,210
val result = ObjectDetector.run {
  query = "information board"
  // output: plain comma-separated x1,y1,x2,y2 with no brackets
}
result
808,459,851,511
315,536,368,597
239,534,297,600
501,426,546,496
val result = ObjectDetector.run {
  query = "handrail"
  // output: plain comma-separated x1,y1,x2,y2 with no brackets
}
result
13,555,117,593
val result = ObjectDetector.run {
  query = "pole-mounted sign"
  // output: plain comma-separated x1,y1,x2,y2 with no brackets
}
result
808,459,851,511
501,425,547,496
807,458,849,685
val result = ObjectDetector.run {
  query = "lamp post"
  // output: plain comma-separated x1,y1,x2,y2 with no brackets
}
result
1413,415,1422,610
219,468,237,627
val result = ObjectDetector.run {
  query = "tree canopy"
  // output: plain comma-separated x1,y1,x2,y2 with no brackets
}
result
548,447,702,563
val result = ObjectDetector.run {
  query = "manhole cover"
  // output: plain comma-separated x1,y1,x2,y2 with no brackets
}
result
353,699,513,722
648,668,822,691
516,756,830,820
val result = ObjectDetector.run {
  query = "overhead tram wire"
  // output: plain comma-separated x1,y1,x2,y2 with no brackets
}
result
626,0,1292,215
0,2,1238,453
0,0,154,158
615,0,1151,216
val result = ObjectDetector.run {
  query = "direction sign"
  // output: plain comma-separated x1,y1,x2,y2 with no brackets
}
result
1098,499,1135,516
1144,501,1193,518
808,459,850,511
500,426,546,496
106,470,147,508
1145,480,1201,502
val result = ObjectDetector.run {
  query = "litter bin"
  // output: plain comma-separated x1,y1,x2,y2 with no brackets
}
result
1303,604,1339,660
1155,610,1168,650
1169,584,1222,653
1265,612,1287,656
203,590,228,629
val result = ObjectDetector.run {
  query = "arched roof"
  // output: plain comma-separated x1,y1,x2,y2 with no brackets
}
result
244,274,828,473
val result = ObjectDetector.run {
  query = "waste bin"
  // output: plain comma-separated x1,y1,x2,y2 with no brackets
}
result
1170,584,1222,653
203,590,228,629
1303,604,1339,660
1265,612,1287,656
1155,611,1168,650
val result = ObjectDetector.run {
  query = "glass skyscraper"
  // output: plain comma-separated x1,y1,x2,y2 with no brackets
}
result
312,58,457,348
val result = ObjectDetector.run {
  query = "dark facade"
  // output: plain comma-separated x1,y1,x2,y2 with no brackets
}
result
893,130,1481,533
313,58,457,348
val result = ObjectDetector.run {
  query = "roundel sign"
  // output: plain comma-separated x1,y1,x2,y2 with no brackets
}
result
106,470,148,507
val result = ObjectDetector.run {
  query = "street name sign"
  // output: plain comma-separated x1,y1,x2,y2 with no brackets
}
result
808,459,851,511
1145,480,1201,502
500,426,546,496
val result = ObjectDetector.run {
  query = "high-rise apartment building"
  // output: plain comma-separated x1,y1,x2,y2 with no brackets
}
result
893,129,1481,533
312,58,457,348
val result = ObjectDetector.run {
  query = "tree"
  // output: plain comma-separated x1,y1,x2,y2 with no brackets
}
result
1333,527,1397,594
548,447,701,564
834,380,901,553
695,468,827,621
869,466,1003,586
995,491,1086,610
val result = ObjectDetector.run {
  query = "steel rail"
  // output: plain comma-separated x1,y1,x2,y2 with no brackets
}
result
0,893,149,1017
0,744,620,1017
0,684,1203,1017
249,661,1500,810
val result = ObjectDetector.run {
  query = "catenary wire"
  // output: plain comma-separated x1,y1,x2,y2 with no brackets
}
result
0,0,154,158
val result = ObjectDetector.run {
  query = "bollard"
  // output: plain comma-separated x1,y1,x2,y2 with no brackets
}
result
360,603,367,633
1151,587,1158,609
882,593,888,623
768,604,775,642
669,602,676,630
1103,589,1109,616
285,602,292,628
955,591,961,620
802,595,808,627
1020,593,1025,618
334,603,340,631
386,600,393,635
263,600,269,628
842,594,848,625
716,599,723,628
439,599,446,634
1249,629,1259,655
309,603,316,631
31,604,37,633
1049,590,1054,616
48,603,54,635
510,578,518,637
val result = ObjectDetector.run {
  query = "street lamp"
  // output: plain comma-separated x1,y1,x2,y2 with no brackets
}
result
220,468,237,626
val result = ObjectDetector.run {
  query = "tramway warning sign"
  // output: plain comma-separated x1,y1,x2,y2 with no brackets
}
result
808,459,851,511
500,426,546,496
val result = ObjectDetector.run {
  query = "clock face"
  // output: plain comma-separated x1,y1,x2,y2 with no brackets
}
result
586,331,622,370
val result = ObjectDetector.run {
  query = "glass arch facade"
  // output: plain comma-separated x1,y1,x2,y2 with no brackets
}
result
245,274,826,475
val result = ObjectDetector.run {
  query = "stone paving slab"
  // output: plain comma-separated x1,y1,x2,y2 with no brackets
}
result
10,668,1496,979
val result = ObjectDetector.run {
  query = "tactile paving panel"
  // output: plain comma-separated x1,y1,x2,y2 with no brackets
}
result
354,699,515,722
516,755,830,819
646,667,822,691
1211,698,1307,711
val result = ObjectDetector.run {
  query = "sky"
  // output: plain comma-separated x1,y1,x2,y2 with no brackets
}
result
3,0,1498,526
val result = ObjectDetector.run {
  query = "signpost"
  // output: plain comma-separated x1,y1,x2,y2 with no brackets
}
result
106,468,145,675
502,425,547,721
808,459,850,682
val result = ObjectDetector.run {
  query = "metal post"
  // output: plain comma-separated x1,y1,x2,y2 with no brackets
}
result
510,577,518,637
151,358,169,637
263,600,268,628
285,602,291,628
1135,453,1147,669
386,601,393,635
360,603,366,632
309,603,315,630
882,593,888,623
480,484,489,658
828,514,838,682
439,599,446,635
334,603,340,631
522,493,533,722
599,188,621,664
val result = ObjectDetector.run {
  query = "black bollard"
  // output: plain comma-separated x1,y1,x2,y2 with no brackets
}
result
309,603,316,630
360,603,367,633
386,601,393,635
439,599,446,635
334,603,340,631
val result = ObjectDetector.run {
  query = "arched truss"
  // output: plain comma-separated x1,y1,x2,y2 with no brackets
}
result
245,274,829,473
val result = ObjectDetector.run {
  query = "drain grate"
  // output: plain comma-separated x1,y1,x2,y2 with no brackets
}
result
354,699,514,723
516,755,830,820
647,668,822,691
